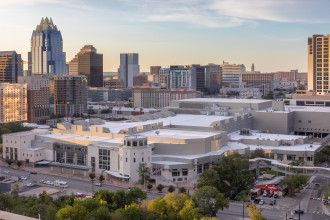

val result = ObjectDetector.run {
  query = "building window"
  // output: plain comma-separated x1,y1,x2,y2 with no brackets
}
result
126,157,128,162
172,169,180,176
277,154,284,160
197,164,203,174
298,120,302,123
99,149,110,170
134,158,136,163
182,169,188,176
287,154,296,161
142,157,144,162
308,120,311,123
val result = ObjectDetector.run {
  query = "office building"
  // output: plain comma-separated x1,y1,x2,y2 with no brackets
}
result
169,66,196,90
18,75,50,124
133,74,148,87
119,53,140,88
88,87,109,102
273,70,297,81
150,66,161,75
29,17,66,75
0,83,27,124
0,51,23,83
103,76,124,89
221,61,246,87
242,73,274,96
205,63,222,94
133,85,196,108
187,64,205,92
54,75,87,117
68,45,103,87
108,88,132,101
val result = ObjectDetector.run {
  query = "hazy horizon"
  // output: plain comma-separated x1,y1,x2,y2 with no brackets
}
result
1,0,330,72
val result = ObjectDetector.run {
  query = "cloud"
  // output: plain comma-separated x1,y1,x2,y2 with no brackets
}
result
0,0,92,10
118,0,330,27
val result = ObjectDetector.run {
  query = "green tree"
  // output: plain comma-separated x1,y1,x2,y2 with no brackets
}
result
263,91,274,100
249,148,266,159
163,193,189,219
234,189,250,202
56,205,73,220
91,206,111,220
197,169,220,189
247,203,266,220
212,153,254,196
147,184,153,190
6,159,13,166
156,184,164,192
289,159,305,167
168,185,175,193
99,174,105,185
16,161,22,168
279,174,309,196
125,187,147,204
179,187,186,194
178,199,200,220
138,162,150,185
194,186,229,216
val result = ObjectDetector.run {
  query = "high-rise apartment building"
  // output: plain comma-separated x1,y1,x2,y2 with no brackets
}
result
0,51,23,83
133,85,196,108
159,68,170,88
150,66,161,75
29,17,66,75
54,75,87,117
119,53,140,88
205,63,222,94
308,34,330,94
18,75,50,124
221,61,246,87
242,73,274,96
68,45,103,87
169,66,196,90
0,83,27,124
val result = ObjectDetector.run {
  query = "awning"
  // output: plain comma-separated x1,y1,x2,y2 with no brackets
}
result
104,170,130,179
35,160,51,165
50,162,92,170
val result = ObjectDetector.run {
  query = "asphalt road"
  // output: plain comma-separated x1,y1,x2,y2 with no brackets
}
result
0,165,162,200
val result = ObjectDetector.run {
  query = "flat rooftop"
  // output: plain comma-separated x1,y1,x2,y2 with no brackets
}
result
228,142,322,152
39,133,123,144
139,129,220,139
178,98,271,104
229,131,306,141
95,114,231,133
286,106,330,113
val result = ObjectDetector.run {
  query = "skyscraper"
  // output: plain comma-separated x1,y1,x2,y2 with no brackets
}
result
308,34,330,94
0,51,23,83
68,45,103,87
221,61,246,87
119,53,139,88
30,17,66,75
54,75,87,117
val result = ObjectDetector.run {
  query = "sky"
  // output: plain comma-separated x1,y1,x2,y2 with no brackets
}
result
0,0,330,73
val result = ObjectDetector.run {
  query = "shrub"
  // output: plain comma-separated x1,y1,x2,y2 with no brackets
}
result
156,184,164,192
168,185,175,193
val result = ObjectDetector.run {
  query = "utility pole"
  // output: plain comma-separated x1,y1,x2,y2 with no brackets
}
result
298,202,301,220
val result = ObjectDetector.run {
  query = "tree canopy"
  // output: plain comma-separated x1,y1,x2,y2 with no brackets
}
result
279,174,309,196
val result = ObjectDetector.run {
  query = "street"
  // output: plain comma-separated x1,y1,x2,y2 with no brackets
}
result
0,165,161,200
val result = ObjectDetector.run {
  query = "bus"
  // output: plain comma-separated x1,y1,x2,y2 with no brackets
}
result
54,180,68,188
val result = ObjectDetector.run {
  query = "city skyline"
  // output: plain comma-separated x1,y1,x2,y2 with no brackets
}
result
1,0,330,72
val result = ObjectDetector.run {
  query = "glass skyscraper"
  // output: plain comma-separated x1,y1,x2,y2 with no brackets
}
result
29,17,66,75
119,53,139,88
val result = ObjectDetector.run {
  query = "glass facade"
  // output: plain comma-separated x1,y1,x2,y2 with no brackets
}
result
99,149,110,170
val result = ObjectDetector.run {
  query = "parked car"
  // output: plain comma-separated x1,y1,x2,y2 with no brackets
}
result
263,192,268,197
95,182,102,186
46,181,54,185
294,209,304,214
128,187,131,191
270,200,277,206
274,194,279,198
268,193,273,198
259,200,265,205
30,171,37,174
27,183,35,187
254,198,261,204
20,176,27,181
39,180,46,184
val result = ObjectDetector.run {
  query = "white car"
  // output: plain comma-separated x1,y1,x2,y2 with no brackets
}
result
95,182,102,186
263,192,268,197
21,176,28,181
27,183,35,187
46,181,54,185
259,200,264,205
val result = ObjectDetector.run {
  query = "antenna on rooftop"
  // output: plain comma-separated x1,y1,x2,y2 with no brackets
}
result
155,130,160,136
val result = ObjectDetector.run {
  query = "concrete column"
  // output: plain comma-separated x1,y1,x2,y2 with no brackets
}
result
64,152,67,163
73,153,77,165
